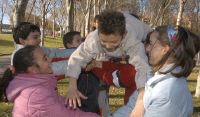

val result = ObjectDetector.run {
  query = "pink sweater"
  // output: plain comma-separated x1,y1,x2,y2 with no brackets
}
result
6,73,99,117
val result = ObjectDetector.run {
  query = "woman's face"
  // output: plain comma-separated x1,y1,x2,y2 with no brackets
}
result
28,47,52,74
146,31,170,66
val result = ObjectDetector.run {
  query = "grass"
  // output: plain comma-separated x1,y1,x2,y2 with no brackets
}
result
0,34,64,55
0,34,14,55
2,71,199,117
0,34,200,116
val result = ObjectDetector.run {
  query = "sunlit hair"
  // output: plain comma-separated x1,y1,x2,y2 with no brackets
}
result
153,25,200,77
98,10,126,35
13,22,41,44
63,31,81,49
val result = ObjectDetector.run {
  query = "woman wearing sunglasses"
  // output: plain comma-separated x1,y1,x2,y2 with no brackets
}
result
112,25,200,117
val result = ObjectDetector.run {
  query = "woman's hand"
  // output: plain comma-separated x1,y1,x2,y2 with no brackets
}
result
129,88,145,117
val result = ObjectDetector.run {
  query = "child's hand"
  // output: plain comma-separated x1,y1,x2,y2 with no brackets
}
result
65,78,87,109
85,60,102,71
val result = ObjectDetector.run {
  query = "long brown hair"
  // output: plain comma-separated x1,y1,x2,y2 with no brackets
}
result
153,26,200,77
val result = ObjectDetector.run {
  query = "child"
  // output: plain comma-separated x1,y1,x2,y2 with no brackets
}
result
51,31,83,79
91,15,100,31
63,31,82,49
66,10,152,117
112,25,200,117
11,22,75,76
52,31,82,63
0,46,99,117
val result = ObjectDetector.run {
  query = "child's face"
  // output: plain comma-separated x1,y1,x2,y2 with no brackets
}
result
146,31,169,66
67,35,82,48
93,20,99,29
20,31,41,46
30,47,52,74
99,33,123,52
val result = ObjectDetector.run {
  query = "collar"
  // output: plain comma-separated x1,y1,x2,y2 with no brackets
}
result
147,63,176,88
15,44,24,50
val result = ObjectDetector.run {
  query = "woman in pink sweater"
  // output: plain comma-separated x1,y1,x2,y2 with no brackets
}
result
0,45,99,117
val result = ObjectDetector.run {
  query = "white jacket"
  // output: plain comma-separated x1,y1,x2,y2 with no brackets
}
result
66,13,152,89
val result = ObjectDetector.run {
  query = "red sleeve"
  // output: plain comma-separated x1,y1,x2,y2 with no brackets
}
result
92,61,136,87
51,58,69,62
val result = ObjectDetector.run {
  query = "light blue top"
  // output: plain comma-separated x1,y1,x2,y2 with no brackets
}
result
112,64,193,117
143,66,193,117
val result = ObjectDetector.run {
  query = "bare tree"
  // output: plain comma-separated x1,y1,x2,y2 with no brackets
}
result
93,0,97,17
40,0,51,46
13,0,29,27
146,0,174,27
176,0,187,26
0,0,8,33
84,0,93,35
26,0,36,22
55,0,66,37
104,0,108,9
195,0,199,32
78,0,93,36
40,0,46,46
64,0,74,32
38,0,54,46
52,0,57,38
97,0,100,14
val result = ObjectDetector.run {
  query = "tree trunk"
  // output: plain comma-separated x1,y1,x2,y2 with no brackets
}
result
0,20,2,34
93,0,96,17
65,0,74,32
151,0,172,26
0,6,3,34
85,0,93,35
82,20,85,37
176,0,187,26
196,0,199,32
40,0,46,46
27,0,36,22
33,0,36,24
59,26,63,37
13,0,29,27
104,0,108,9
0,0,7,34
52,0,55,38
195,70,200,98
97,0,100,14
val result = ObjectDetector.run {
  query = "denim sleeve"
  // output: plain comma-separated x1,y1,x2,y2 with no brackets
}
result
42,47,75,58
111,91,138,117
51,61,68,76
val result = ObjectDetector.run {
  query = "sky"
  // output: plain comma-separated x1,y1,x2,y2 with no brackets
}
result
3,14,10,24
